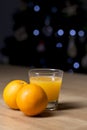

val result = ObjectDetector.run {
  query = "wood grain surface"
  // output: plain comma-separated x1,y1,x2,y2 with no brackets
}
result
0,65,87,130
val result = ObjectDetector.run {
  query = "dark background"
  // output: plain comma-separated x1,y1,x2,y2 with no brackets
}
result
0,0,87,74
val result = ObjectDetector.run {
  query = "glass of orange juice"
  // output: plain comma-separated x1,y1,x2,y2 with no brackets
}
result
28,68,63,110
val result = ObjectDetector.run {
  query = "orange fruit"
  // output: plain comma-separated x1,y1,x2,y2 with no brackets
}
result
16,83,48,116
3,80,28,109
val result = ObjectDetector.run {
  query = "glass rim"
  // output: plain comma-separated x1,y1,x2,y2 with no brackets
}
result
28,68,63,76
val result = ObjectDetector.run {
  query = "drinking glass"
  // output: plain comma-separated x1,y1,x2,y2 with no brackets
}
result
28,68,63,110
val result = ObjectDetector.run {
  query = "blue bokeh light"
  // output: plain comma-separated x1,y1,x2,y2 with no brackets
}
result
57,29,64,36
33,29,40,36
69,29,76,36
78,30,85,37
56,42,63,48
73,62,80,69
34,5,40,12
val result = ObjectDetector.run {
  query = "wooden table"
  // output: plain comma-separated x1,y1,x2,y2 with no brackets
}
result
0,65,87,130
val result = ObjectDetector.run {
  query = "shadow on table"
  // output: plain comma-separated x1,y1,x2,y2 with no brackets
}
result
35,101,87,118
58,101,87,110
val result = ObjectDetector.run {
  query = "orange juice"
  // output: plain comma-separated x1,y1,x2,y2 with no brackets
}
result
30,76,62,102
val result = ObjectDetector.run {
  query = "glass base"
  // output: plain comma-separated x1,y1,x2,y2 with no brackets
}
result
46,100,58,111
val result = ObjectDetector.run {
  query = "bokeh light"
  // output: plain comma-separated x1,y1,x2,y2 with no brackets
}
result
33,29,40,36
69,29,76,36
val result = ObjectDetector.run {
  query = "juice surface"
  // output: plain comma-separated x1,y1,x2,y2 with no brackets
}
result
30,76,62,102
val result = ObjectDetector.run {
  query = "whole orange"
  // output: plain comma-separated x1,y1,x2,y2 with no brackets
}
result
3,80,28,109
16,83,48,116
